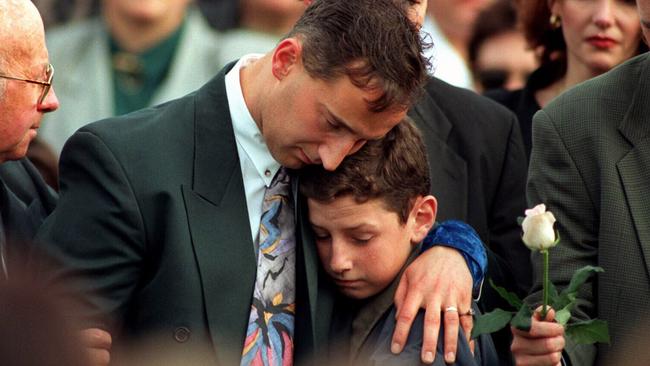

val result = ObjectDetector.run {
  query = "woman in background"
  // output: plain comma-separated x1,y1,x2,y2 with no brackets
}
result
487,0,645,158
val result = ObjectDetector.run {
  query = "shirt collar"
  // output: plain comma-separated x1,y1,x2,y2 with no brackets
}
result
225,54,281,186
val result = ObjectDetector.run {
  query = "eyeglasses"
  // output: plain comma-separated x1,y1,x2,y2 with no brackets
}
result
0,63,54,106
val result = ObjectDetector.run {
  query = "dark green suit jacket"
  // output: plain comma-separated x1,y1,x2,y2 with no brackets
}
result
34,64,334,365
528,53,650,365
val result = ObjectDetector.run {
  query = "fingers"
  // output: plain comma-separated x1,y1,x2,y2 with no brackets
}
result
511,318,564,338
442,307,459,363
394,273,408,316
420,302,441,363
80,328,112,349
510,310,565,366
391,289,422,355
80,328,112,366
459,309,473,345
511,349,563,366
511,330,565,355
86,348,111,366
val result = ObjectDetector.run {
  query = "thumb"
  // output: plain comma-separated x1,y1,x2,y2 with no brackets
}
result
533,306,556,322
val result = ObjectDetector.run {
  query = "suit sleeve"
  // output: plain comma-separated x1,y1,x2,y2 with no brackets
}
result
526,109,597,365
31,130,146,331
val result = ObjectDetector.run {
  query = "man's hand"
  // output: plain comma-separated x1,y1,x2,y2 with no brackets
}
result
511,308,565,366
393,246,473,364
80,328,112,366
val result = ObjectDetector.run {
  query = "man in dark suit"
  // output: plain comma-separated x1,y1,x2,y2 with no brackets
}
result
0,0,59,278
410,77,529,365
34,1,479,365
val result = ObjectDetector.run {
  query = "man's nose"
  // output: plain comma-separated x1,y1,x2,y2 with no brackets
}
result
38,86,59,113
318,136,365,171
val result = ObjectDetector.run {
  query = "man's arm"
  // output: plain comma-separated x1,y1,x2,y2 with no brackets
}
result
392,220,486,364
30,130,146,331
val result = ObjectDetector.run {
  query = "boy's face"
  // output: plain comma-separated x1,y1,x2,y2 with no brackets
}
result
308,196,420,299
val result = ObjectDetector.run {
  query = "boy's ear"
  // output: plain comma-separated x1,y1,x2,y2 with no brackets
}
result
409,195,437,244
271,38,302,80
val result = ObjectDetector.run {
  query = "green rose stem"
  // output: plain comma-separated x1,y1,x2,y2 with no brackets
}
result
541,249,549,319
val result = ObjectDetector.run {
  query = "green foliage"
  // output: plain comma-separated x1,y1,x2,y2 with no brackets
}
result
511,304,533,331
564,266,604,296
554,308,572,326
474,265,608,346
566,319,610,344
471,308,513,339
488,279,523,309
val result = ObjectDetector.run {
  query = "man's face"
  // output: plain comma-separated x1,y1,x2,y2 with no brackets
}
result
103,0,191,24
308,196,417,299
0,7,59,163
261,46,406,171
473,30,539,92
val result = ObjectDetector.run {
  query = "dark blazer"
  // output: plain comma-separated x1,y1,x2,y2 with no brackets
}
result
33,64,334,365
0,158,57,276
527,53,650,365
409,78,529,365
409,77,530,304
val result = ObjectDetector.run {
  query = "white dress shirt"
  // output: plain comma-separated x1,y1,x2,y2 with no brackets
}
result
225,54,281,245
421,16,473,90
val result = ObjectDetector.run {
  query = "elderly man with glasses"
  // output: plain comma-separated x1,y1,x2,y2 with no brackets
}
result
0,0,59,278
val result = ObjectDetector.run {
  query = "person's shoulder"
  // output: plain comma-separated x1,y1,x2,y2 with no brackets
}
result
414,77,517,145
45,17,102,46
421,77,515,122
184,6,221,45
0,159,54,207
546,53,649,116
483,87,524,111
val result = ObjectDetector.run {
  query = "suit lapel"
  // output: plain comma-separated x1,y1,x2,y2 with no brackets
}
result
617,55,650,281
408,88,468,220
181,66,257,365
294,176,335,365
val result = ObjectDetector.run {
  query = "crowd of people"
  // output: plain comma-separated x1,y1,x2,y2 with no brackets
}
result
1,0,649,365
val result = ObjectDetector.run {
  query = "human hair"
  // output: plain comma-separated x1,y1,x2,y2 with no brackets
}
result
516,0,647,86
287,0,429,112
469,0,519,72
299,118,430,224
515,0,565,84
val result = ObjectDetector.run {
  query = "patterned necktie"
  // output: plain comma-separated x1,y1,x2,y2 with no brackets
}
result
241,168,296,366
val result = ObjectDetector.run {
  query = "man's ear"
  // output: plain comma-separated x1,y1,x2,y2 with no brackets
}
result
409,195,437,244
303,0,313,6
271,38,302,80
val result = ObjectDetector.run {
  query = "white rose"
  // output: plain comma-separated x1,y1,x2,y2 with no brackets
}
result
522,204,557,251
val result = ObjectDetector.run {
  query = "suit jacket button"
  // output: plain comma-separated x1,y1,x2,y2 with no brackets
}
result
173,327,191,343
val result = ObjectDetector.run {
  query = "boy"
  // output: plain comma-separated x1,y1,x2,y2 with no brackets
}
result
299,120,498,365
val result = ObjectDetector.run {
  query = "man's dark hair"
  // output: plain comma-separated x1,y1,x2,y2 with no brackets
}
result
299,119,430,223
287,0,428,112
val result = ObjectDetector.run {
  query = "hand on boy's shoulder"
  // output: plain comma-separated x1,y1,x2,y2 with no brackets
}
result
392,246,473,364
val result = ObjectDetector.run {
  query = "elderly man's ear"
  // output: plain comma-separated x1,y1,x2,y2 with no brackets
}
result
302,0,313,6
